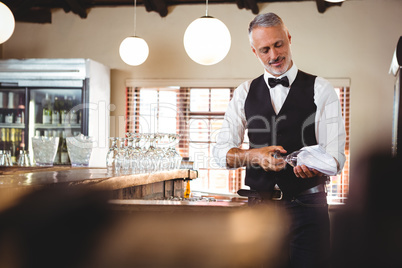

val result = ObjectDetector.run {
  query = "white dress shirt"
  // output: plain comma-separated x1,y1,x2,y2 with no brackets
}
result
212,64,346,173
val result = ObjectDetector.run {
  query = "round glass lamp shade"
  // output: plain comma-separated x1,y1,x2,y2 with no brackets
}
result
119,36,149,66
0,2,15,44
183,16,231,65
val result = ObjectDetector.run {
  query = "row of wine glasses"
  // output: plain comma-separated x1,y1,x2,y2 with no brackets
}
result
0,150,31,166
106,133,182,175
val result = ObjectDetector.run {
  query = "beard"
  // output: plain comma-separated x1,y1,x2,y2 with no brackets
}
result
261,52,293,76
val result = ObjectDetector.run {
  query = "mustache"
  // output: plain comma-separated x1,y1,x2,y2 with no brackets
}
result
269,56,284,65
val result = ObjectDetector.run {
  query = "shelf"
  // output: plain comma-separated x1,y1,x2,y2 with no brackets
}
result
0,107,25,110
34,123,81,129
0,123,25,128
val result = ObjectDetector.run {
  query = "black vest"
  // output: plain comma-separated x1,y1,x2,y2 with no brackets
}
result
244,70,326,197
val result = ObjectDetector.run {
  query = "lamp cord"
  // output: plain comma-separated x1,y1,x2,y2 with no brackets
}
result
134,0,137,36
205,0,209,16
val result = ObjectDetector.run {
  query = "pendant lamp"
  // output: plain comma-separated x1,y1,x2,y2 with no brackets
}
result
183,0,231,65
119,0,149,66
0,2,15,44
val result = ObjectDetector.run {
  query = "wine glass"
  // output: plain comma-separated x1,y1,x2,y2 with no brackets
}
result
106,137,119,175
144,133,160,173
131,133,145,174
274,150,301,167
168,133,182,170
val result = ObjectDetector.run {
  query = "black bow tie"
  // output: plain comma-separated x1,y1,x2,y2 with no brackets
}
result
268,76,289,88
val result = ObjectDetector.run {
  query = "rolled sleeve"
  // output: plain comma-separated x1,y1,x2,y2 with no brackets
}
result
212,81,250,168
314,77,347,173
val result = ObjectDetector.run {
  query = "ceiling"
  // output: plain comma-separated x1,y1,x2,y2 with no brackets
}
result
2,0,344,24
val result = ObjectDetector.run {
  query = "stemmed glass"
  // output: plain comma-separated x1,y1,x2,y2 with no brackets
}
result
0,150,13,166
274,150,301,167
131,133,145,174
121,136,134,175
106,137,119,175
116,138,128,174
143,133,160,173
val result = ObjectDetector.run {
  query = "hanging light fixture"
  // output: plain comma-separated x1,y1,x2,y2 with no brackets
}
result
183,0,231,65
119,0,149,66
0,2,15,44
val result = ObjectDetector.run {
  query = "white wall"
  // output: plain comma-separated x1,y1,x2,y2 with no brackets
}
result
2,0,402,176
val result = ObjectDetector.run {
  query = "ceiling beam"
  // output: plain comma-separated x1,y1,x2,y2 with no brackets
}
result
143,0,168,17
235,0,259,14
64,0,88,18
2,0,345,24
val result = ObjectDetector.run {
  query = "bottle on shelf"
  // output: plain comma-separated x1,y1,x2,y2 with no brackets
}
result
10,128,17,164
70,95,78,125
7,92,15,109
52,96,60,125
60,131,70,165
42,93,52,124
19,129,25,152
16,93,25,124
17,93,25,109
15,109,24,124
61,95,73,125
0,128,5,150
5,128,10,152
5,112,13,123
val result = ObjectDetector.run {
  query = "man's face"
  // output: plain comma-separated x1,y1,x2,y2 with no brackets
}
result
250,25,293,77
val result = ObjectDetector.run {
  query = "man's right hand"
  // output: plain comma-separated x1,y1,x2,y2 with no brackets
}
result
252,146,287,172
226,146,287,172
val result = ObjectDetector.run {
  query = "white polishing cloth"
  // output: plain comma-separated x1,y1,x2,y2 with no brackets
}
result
297,145,338,176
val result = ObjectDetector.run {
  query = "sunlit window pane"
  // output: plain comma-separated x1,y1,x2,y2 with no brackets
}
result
211,89,230,112
158,91,177,133
190,169,210,191
139,90,157,133
209,169,230,193
210,119,223,143
189,143,209,168
190,89,209,111
189,118,209,142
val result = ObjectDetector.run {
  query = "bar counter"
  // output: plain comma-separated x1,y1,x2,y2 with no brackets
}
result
0,166,198,212
0,167,286,268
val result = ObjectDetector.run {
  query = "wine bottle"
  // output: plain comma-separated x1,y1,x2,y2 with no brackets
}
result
52,96,60,125
42,93,52,124
5,112,13,123
0,128,5,150
61,95,73,125
70,95,78,124
10,128,17,164
60,131,70,165
16,110,23,124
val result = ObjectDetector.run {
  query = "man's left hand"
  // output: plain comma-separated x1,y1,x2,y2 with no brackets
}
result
293,165,323,178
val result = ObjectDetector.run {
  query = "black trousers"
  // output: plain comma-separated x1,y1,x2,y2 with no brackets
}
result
250,192,330,268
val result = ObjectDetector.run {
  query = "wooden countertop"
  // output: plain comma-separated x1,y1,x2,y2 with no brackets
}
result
0,166,197,188
0,166,198,212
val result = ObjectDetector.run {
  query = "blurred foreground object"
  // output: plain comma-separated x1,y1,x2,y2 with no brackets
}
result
0,185,288,268
331,153,402,267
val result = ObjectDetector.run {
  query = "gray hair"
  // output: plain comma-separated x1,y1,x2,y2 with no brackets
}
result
248,12,285,36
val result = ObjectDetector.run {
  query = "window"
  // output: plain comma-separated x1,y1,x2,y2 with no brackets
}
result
326,86,350,204
126,83,350,203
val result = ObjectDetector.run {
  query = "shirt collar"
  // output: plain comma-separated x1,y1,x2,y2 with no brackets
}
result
264,63,298,88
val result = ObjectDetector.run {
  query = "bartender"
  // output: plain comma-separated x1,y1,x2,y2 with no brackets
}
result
213,12,346,268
